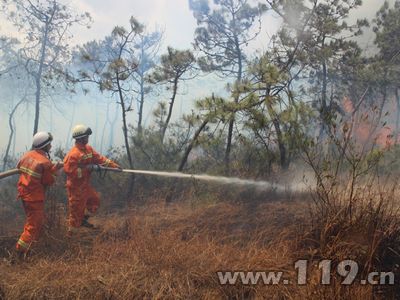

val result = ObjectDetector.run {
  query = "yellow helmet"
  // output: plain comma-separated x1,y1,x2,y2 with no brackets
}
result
72,124,92,139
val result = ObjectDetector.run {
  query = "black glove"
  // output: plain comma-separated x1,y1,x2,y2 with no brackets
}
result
88,164,101,172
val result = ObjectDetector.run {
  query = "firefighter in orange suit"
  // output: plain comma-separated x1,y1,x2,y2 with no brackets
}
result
63,124,120,234
16,132,62,254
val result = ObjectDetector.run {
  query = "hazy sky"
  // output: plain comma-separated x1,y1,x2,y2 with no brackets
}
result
68,0,198,48
67,0,391,49
0,0,395,159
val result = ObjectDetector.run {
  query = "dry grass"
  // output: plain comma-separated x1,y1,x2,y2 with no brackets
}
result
0,192,398,299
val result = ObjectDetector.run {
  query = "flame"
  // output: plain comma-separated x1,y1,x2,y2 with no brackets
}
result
342,96,354,114
341,96,398,149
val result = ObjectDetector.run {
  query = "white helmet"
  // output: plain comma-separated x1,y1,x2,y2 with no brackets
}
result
32,132,53,149
72,124,92,139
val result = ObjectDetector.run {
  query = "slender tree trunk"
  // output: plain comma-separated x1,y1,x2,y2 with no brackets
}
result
118,81,133,167
33,74,41,135
319,60,328,137
321,61,327,114
225,119,234,168
137,45,145,134
266,97,288,170
224,91,240,172
166,119,209,204
178,119,209,171
224,32,242,173
33,19,50,135
138,73,145,134
318,36,329,141
12,116,16,158
161,76,178,143
117,74,135,202
3,98,24,171
395,88,400,139
108,102,118,150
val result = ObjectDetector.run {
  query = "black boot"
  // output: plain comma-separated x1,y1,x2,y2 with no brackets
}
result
81,215,95,228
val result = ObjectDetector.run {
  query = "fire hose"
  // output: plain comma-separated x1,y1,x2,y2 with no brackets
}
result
0,164,118,180
0,165,207,180
0,168,20,180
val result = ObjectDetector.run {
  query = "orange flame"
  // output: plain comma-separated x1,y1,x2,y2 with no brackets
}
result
341,96,398,149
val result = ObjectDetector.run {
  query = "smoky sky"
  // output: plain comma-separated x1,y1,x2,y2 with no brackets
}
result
0,0,395,157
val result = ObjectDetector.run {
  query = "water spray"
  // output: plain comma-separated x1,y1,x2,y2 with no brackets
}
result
101,167,303,193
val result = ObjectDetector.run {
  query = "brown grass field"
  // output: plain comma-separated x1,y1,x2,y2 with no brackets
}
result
0,179,399,300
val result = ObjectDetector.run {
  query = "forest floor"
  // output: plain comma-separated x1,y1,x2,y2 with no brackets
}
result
0,195,398,299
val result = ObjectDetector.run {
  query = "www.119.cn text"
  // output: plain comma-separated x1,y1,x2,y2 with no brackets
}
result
217,260,395,285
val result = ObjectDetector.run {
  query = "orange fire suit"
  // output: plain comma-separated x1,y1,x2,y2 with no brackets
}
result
63,143,119,230
16,149,58,253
